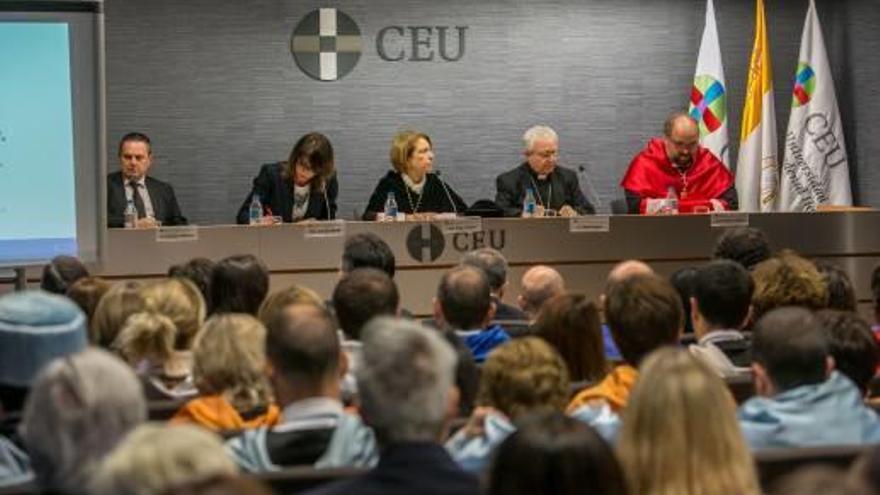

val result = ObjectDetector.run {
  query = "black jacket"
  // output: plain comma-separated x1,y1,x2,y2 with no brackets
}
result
362,171,467,220
495,162,595,217
236,162,338,224
107,171,187,228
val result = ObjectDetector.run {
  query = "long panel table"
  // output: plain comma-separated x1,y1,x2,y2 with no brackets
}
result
5,212,880,317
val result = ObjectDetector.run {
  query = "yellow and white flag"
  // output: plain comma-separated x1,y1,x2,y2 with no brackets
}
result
779,0,851,211
736,0,778,212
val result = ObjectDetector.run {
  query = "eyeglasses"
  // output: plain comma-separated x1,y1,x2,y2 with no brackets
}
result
531,150,559,159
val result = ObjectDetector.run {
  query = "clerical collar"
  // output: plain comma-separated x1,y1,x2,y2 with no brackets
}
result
525,164,551,182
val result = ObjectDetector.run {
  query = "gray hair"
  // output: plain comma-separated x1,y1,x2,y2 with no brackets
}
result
460,247,508,292
356,318,457,445
523,125,558,152
20,348,146,493
91,423,237,495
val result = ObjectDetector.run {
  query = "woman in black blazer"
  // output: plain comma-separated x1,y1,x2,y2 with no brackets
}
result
237,132,338,224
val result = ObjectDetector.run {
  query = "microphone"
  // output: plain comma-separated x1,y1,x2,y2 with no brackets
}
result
433,170,459,215
577,165,603,214
322,184,332,220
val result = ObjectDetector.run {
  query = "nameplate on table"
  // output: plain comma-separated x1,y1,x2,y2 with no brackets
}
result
304,221,346,239
569,216,610,233
155,226,199,243
710,212,749,228
439,217,483,235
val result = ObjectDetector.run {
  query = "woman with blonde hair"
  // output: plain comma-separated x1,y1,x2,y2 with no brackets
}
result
171,314,279,431
90,281,146,347
362,130,467,220
617,347,760,495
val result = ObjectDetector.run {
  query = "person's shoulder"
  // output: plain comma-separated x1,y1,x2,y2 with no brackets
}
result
145,175,174,190
555,164,578,178
496,163,526,181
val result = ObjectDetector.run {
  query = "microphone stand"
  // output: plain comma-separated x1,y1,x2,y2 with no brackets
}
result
433,170,459,216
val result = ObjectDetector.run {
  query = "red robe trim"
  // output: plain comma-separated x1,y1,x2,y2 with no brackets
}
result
621,138,734,213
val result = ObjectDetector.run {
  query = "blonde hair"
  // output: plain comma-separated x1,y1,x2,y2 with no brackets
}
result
112,312,176,367
192,314,273,413
257,284,324,328
389,130,431,175
140,278,206,350
91,423,237,495
90,281,146,347
617,348,760,495
752,250,829,323
477,337,570,420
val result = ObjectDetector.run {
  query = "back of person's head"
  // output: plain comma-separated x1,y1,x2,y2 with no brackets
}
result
436,265,493,330
670,266,699,335
751,251,829,323
193,314,272,413
141,278,206,350
168,257,216,311
92,423,237,495
265,304,340,389
357,317,457,445
692,260,754,330
257,284,324,328
605,274,683,366
518,265,566,318
488,411,627,495
478,337,570,420
816,261,857,312
618,348,760,495
333,268,399,340
90,281,146,347
21,348,146,493
460,247,509,293
532,294,606,382
210,254,269,316
712,227,772,270
605,259,654,290
40,255,89,295
816,309,878,396
65,276,111,326
752,307,829,393
112,311,177,369
341,232,396,278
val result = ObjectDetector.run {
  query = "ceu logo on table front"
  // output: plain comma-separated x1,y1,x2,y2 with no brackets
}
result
689,75,727,137
406,224,445,263
291,8,362,81
792,63,816,107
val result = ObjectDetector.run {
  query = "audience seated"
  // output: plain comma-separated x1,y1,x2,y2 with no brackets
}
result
210,254,269,316
617,348,761,495
172,314,279,431
713,226,773,271
169,257,216,311
739,307,880,449
40,255,89,295
434,265,509,363
596,259,656,361
340,233,395,279
688,260,754,377
226,304,376,472
257,284,324,328
531,294,607,383
816,261,858,312
89,280,146,347
302,317,479,495
460,247,527,321
568,273,683,414
92,423,237,495
487,411,628,495
65,276,111,327
751,251,829,325
516,265,565,322
20,348,146,494
816,310,879,398
446,337,570,472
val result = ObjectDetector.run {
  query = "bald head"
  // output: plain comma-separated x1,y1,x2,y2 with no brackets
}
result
607,260,654,284
663,111,700,169
518,266,565,318
265,304,340,384
436,266,493,330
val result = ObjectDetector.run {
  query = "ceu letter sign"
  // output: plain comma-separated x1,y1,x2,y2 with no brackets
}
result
291,8,363,81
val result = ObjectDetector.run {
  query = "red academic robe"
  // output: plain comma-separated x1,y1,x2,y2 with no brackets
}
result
621,138,735,214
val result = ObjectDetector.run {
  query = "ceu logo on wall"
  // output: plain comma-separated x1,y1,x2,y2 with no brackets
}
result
407,224,445,263
291,8,362,81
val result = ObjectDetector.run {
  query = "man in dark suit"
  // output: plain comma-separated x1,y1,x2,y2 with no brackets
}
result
495,125,595,217
303,318,480,495
107,132,186,228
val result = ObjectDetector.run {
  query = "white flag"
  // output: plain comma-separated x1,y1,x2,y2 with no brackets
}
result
779,0,851,211
736,0,779,212
689,0,730,167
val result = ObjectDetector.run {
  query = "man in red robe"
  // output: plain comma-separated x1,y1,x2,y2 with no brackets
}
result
621,112,737,214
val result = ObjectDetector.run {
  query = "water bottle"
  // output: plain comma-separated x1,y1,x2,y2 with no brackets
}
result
124,200,137,228
522,187,537,218
383,192,399,221
664,186,679,215
249,194,263,225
